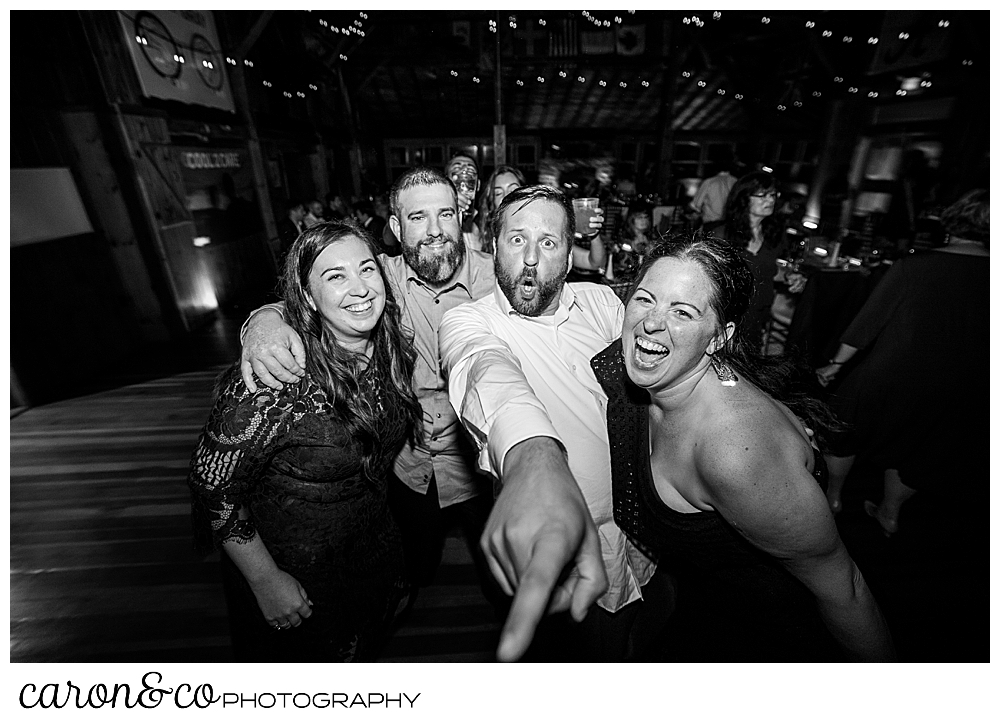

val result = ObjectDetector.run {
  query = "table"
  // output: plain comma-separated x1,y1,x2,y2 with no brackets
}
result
784,264,889,367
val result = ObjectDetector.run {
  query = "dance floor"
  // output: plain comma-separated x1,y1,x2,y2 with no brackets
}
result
8,314,986,663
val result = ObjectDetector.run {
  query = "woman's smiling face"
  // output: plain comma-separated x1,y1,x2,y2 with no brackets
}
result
623,257,725,393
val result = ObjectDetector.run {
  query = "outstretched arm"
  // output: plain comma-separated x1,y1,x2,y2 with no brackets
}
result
701,429,895,661
439,304,608,660
239,304,306,392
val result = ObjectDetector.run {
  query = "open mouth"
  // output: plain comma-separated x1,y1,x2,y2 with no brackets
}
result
633,337,669,367
346,300,373,313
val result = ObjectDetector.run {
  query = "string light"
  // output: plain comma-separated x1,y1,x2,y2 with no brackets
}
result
805,21,815,28
868,91,878,98
473,76,480,83
713,11,721,20
558,70,567,78
868,37,879,44
599,80,607,87
619,81,627,88
842,36,852,43
537,76,545,83
761,16,770,24
717,88,725,95
450,70,458,77
641,80,649,87
847,86,858,93
898,32,909,40
516,79,524,86
938,19,949,27
734,93,743,100
697,80,707,87
896,89,906,96
577,75,586,83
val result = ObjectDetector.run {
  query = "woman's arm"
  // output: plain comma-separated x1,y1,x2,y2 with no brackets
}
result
222,517,313,628
699,421,896,661
816,343,859,387
189,374,313,627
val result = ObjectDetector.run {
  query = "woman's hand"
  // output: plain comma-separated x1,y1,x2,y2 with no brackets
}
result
816,363,842,387
786,271,807,294
249,568,314,629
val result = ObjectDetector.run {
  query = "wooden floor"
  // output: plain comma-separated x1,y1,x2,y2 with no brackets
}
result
9,314,988,663
9,314,500,663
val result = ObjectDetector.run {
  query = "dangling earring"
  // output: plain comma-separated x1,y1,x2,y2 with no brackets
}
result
710,356,738,387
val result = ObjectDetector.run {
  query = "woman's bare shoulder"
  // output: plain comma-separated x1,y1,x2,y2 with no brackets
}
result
694,391,812,494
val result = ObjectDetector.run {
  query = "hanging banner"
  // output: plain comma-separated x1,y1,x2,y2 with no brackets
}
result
118,10,235,113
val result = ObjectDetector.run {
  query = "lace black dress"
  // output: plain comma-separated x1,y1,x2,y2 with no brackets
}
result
592,341,842,662
189,365,410,662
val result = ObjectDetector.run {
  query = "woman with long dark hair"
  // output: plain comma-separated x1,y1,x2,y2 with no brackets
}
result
189,220,422,661
591,232,895,661
721,171,799,348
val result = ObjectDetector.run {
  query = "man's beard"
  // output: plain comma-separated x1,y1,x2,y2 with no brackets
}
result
496,264,565,317
402,233,466,286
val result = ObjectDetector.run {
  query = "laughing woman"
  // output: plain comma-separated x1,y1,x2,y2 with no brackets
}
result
189,221,422,662
591,233,895,661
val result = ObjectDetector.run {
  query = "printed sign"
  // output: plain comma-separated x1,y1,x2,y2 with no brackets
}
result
118,10,235,113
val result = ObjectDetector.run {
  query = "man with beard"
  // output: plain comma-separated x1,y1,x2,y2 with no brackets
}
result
440,185,672,662
239,168,497,602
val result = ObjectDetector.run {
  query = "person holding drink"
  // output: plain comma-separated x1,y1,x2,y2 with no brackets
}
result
445,154,484,251
567,195,609,283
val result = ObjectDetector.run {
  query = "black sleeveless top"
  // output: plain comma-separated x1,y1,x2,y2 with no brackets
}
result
592,340,842,661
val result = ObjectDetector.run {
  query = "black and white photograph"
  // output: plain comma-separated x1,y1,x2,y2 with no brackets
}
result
7,6,992,718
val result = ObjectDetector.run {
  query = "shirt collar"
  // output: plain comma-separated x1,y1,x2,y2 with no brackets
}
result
493,280,578,323
404,250,477,298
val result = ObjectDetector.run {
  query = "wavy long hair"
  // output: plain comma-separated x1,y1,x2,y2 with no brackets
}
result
723,171,781,250
281,220,423,476
626,232,842,449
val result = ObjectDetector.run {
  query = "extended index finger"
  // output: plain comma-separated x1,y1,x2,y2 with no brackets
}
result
496,534,572,662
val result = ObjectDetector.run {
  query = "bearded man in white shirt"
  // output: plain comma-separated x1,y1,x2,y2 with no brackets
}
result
440,185,674,662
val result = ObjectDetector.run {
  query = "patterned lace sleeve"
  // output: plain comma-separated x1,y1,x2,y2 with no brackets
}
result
188,369,303,553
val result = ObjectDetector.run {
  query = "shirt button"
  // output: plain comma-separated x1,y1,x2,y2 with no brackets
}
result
434,298,440,304
436,413,441,418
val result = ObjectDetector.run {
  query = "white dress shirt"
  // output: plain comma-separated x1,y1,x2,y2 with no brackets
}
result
440,281,655,612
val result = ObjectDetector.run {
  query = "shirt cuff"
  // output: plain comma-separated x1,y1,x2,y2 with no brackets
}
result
239,303,286,344
487,405,565,481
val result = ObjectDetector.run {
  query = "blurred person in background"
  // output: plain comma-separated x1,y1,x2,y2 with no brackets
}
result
689,150,737,233
816,190,989,536
445,154,483,251
721,172,805,350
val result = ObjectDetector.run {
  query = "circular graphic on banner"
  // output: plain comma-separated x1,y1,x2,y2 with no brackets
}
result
191,33,224,91
134,11,182,80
